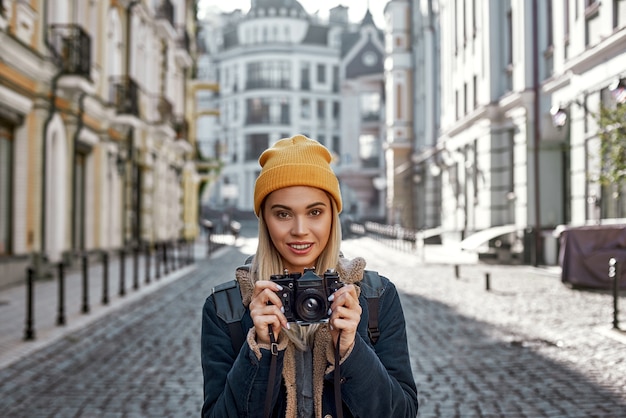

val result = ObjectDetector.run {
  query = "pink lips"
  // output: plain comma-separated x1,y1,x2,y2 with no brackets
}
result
288,242,313,254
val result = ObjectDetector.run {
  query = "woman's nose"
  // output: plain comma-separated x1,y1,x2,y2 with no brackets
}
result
291,216,307,235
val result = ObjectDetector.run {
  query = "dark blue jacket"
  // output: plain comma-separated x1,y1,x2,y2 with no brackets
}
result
201,273,418,417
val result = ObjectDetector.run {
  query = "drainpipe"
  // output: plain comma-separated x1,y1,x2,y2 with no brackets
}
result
532,0,542,266
122,0,140,247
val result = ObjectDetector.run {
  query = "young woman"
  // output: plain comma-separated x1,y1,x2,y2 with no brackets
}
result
201,135,418,418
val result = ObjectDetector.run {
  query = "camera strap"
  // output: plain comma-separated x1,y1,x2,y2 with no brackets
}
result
334,330,344,418
264,325,279,418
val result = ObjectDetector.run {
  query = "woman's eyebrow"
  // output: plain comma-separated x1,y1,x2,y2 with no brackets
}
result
270,201,327,210
306,201,327,209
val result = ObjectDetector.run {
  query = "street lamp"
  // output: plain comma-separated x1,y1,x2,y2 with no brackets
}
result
550,105,568,129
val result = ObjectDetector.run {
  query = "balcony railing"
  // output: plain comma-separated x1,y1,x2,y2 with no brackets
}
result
246,79,291,90
109,76,140,117
156,0,174,28
48,24,91,78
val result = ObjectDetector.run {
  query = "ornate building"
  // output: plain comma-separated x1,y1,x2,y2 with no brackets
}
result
0,0,198,288
196,0,386,221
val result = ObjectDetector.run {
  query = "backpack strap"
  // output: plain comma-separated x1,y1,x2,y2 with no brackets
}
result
360,270,384,345
212,280,246,354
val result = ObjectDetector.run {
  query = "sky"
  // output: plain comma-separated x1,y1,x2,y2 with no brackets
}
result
197,0,387,28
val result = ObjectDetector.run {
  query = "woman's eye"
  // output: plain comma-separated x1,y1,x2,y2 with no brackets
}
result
310,208,322,216
276,211,291,219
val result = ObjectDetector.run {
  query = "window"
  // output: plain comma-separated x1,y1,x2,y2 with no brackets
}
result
332,101,340,123
246,61,291,89
317,63,326,83
361,92,380,121
301,98,311,119
564,0,570,58
359,134,378,168
246,97,290,125
317,100,325,121
472,75,478,109
396,84,403,120
331,135,340,156
0,124,12,255
245,134,269,161
463,82,468,115
332,66,339,92
300,62,310,90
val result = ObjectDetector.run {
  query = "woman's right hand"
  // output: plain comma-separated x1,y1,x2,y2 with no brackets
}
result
249,281,289,344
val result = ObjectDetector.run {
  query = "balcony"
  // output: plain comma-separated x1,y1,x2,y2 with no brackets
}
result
48,24,91,78
109,76,140,117
155,0,174,28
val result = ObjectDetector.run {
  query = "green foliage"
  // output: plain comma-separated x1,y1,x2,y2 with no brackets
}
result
597,104,626,186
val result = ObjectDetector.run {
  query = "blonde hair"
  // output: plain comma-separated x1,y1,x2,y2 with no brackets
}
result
252,193,342,350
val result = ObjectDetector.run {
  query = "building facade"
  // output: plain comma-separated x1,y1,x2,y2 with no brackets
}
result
386,0,626,264
196,0,386,221
0,0,198,288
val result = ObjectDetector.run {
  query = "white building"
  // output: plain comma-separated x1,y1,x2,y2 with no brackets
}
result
401,0,626,264
196,0,386,220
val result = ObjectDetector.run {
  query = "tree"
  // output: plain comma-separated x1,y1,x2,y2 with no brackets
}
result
597,103,626,187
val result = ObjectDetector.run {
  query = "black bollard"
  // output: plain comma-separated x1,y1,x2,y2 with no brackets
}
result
24,267,36,340
485,272,491,291
155,243,161,279
609,258,620,330
133,245,139,290
163,243,169,275
57,262,66,325
102,252,109,305
82,253,90,314
119,248,126,297
145,244,151,284
454,265,460,279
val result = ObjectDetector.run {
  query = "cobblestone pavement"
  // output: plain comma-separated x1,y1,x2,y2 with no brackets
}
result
0,233,625,417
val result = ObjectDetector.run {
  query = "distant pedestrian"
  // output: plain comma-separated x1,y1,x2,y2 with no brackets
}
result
201,135,418,417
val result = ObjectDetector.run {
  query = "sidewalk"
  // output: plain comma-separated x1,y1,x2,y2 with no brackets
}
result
0,238,232,370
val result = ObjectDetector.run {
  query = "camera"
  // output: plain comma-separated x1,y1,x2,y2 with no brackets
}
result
270,268,343,325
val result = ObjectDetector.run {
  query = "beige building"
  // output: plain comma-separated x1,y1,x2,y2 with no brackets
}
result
0,0,198,288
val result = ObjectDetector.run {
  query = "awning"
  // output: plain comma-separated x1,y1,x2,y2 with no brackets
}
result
460,224,518,251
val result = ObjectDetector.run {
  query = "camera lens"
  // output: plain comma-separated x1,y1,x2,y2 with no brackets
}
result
295,289,327,322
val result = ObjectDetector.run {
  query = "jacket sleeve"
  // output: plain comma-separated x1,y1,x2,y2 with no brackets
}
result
330,277,419,417
201,295,285,418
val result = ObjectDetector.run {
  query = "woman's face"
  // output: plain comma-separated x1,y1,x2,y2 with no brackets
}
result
263,186,332,273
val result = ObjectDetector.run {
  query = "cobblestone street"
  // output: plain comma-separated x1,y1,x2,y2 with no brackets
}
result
0,232,625,417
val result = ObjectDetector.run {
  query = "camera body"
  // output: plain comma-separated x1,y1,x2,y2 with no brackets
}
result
271,268,343,325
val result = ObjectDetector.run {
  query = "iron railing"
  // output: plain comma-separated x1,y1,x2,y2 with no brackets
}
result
48,24,91,78
109,76,140,117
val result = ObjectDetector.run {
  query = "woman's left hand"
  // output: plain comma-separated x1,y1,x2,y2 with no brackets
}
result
328,284,362,357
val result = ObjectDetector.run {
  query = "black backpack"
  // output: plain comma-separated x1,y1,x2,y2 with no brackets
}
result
212,270,385,354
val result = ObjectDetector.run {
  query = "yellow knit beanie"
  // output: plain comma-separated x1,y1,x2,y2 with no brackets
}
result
254,135,342,216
